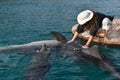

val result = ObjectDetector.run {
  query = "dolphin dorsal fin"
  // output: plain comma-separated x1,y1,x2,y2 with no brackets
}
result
89,45,102,60
51,31,67,43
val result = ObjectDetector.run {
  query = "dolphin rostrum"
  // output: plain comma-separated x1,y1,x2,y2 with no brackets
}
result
24,44,51,80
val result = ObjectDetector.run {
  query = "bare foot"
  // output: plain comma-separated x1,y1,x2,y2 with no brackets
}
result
104,37,110,42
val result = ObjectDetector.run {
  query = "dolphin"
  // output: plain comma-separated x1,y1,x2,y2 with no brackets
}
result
24,44,51,80
0,31,120,79
0,40,62,54
51,31,120,80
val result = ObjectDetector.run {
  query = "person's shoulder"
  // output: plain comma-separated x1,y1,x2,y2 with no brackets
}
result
95,12,106,16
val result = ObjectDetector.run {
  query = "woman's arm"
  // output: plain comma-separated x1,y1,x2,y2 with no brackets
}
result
83,26,99,48
67,31,78,43
82,35,93,48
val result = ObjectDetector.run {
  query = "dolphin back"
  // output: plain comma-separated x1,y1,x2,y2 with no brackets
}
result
24,44,50,80
51,31,67,43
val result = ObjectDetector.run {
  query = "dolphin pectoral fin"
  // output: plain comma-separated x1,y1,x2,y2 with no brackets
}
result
51,31,67,43
89,45,102,60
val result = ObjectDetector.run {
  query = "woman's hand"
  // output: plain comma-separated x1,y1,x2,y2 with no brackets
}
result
67,31,79,43
82,45,89,49
67,40,74,43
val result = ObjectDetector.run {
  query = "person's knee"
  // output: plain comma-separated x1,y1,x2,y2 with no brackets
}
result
96,32,104,37
78,34,83,38
102,18,112,30
71,24,79,34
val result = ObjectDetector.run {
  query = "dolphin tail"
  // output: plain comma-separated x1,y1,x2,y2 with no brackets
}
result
100,62,120,80
51,31,67,43
89,45,120,79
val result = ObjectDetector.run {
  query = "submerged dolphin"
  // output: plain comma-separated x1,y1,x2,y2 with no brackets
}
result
51,31,120,80
0,31,120,79
24,44,50,80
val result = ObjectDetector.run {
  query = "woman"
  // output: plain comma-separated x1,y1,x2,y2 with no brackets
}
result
68,10,114,49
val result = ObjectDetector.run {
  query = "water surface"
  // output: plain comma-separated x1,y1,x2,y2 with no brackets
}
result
0,0,120,80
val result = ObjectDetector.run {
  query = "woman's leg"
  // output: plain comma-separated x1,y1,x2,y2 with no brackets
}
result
78,33,83,38
103,29,109,42
67,24,80,43
96,31,104,37
71,24,79,34
102,18,112,42
96,29,110,42
71,24,83,38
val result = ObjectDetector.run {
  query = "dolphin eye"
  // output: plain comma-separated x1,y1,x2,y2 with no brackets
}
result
36,50,40,53
73,48,76,51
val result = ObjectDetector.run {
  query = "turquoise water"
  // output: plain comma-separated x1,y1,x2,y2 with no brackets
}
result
0,0,120,80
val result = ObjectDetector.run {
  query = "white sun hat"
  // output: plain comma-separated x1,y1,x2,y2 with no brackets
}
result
77,10,94,25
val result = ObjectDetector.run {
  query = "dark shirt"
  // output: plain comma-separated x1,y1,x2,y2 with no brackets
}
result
77,12,114,36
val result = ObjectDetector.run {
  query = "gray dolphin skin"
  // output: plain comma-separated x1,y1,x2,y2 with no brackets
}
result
0,31,120,79
51,31,120,80
0,40,61,53
24,44,50,80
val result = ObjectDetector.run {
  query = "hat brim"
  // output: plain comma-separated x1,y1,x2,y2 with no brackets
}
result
77,10,94,25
